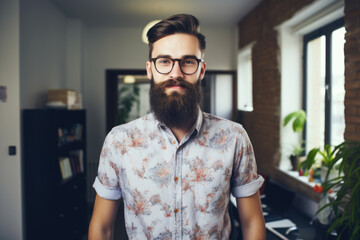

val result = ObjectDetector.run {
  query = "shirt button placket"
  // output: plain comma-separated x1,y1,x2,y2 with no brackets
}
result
174,143,182,240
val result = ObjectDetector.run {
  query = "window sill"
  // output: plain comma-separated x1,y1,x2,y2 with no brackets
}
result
271,168,321,203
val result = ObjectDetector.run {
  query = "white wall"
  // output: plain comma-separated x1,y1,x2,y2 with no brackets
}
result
65,19,83,92
83,27,149,164
83,25,237,164
278,25,303,170
20,0,68,108
202,26,237,70
0,1,23,239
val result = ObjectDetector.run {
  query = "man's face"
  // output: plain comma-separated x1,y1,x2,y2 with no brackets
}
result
146,33,206,94
146,33,206,130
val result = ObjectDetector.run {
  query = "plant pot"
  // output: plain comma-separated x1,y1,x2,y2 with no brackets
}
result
290,155,306,171
320,167,339,183
318,193,332,225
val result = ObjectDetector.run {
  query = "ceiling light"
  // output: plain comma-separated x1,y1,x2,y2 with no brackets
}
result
123,75,136,84
142,20,160,44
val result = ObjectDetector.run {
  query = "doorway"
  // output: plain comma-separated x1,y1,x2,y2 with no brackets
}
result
106,69,236,132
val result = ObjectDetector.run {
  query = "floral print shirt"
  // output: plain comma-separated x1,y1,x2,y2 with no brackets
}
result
93,111,264,240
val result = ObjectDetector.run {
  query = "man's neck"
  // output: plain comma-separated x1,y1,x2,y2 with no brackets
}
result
170,127,188,143
170,111,199,143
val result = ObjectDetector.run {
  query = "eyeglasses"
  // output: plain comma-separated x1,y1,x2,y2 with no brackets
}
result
150,57,204,75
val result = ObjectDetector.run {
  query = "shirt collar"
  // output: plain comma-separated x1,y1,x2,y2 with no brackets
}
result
154,107,203,136
193,107,203,136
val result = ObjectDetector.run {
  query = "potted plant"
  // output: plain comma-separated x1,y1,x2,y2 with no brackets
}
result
300,144,339,182
299,144,340,226
283,109,306,171
317,141,360,240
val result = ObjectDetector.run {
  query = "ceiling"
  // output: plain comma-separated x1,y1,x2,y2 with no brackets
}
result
49,0,262,28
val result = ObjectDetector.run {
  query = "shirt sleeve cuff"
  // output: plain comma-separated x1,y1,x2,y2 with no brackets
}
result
93,177,122,200
231,175,264,198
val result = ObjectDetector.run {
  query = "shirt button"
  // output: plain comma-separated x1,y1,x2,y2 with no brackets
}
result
174,176,179,181
174,208,179,213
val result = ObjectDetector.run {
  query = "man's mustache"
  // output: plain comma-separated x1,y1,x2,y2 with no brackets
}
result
158,79,188,89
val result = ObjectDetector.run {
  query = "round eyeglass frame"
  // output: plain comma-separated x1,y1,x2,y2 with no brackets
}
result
150,57,204,75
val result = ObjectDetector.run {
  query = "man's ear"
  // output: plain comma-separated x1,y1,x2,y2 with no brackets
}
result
199,61,207,80
146,61,152,80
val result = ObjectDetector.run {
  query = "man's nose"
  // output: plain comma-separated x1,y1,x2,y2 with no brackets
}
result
169,60,184,79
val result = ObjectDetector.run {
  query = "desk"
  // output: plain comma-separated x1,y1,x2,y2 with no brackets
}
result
229,179,336,240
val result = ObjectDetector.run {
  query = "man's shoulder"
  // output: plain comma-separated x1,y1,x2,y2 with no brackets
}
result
199,112,250,145
102,114,156,149
110,113,156,134
202,112,244,131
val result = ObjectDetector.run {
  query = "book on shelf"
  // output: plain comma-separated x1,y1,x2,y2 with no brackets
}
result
57,124,83,146
69,150,84,174
59,150,84,181
59,158,66,179
59,157,73,180
74,124,83,141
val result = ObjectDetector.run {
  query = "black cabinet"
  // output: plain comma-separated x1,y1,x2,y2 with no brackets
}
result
23,109,88,240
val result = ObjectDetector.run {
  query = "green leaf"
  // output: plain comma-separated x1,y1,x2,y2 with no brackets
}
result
302,147,319,170
283,110,306,133
283,112,297,127
319,141,360,240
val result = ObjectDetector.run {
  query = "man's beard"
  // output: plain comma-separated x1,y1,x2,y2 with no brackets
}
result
149,78,203,131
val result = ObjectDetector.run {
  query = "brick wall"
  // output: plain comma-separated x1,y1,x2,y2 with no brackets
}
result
344,0,360,141
238,0,360,176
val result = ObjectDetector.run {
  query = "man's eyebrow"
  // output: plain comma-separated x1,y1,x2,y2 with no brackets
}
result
182,55,198,59
155,54,171,58
154,54,198,59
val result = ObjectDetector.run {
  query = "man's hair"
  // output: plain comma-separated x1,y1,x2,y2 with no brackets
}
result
147,14,206,59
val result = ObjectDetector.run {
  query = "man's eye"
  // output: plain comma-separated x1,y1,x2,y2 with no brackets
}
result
182,59,196,65
158,58,171,64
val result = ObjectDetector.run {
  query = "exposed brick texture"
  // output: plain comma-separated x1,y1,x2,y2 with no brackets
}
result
237,0,360,175
344,0,360,141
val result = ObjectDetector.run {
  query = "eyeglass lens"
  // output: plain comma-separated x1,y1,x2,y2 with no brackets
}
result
154,57,200,74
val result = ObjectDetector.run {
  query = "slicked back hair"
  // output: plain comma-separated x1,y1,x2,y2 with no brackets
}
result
147,14,206,59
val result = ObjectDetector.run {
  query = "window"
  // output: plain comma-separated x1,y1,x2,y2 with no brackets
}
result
303,18,345,151
202,71,235,120
237,42,255,111
277,0,345,202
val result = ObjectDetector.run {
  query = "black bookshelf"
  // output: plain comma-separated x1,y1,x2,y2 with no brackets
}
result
23,109,88,240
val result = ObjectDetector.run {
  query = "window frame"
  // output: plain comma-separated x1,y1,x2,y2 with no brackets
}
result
302,17,345,148
237,42,255,112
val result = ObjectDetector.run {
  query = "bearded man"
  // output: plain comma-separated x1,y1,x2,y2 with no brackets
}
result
89,14,266,240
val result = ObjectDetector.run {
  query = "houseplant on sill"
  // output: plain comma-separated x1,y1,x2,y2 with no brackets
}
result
283,109,306,171
300,144,340,225
317,141,360,240
301,144,340,182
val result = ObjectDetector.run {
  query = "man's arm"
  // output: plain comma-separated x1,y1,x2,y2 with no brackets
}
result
236,191,266,240
88,194,120,240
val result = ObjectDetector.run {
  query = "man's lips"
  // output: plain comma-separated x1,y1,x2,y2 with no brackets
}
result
166,85,184,89
163,81,186,89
